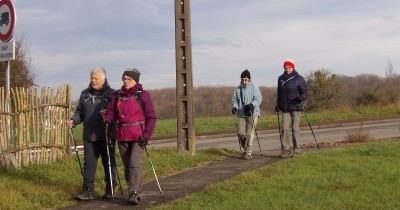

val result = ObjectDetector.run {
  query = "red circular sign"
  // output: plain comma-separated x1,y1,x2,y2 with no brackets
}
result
0,0,16,42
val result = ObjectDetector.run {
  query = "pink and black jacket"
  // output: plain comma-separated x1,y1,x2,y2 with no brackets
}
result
104,83,157,142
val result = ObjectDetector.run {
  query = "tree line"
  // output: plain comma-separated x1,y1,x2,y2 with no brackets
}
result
150,62,399,119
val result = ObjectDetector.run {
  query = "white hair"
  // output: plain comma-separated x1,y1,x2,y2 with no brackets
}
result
90,67,107,81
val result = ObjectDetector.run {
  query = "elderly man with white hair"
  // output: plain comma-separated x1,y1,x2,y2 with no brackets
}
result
67,67,117,201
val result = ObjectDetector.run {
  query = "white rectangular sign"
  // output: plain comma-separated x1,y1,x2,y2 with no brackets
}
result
0,41,15,61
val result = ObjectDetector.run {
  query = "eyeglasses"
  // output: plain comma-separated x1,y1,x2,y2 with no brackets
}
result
122,77,133,81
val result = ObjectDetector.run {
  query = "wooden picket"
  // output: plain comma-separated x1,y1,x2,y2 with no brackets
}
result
0,85,71,170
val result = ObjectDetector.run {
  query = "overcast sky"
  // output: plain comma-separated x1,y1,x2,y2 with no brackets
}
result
12,0,400,99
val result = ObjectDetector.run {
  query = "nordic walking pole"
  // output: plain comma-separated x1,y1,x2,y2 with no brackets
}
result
252,117,262,156
144,146,163,196
105,125,123,196
302,111,320,150
276,111,283,148
234,116,243,154
255,128,262,156
104,124,115,202
69,128,84,180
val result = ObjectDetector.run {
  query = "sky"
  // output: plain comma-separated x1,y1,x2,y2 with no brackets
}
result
10,0,400,99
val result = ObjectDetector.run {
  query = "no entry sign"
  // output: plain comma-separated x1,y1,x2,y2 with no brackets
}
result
0,0,16,42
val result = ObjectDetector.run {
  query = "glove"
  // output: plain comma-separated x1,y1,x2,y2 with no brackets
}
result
244,104,254,116
231,107,237,115
139,137,148,148
275,105,279,112
298,95,306,102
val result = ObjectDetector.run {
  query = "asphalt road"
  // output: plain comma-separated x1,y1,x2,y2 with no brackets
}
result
149,117,400,151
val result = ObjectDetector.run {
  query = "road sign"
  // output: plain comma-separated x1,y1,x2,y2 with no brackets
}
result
0,41,15,61
0,0,16,42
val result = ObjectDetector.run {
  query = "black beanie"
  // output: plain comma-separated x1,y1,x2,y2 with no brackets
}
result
122,68,140,82
241,69,251,79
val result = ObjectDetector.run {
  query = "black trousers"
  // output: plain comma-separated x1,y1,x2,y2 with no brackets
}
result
83,140,117,191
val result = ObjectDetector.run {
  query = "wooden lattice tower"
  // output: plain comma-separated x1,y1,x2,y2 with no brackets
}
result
174,0,195,154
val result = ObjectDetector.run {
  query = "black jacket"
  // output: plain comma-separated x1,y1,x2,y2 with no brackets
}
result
71,80,115,142
277,70,308,112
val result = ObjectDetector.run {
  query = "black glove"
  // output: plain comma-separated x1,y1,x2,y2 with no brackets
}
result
244,103,254,116
298,95,306,102
231,107,237,115
275,105,279,112
139,137,148,148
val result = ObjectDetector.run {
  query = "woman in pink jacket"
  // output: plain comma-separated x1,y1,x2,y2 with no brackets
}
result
103,68,157,205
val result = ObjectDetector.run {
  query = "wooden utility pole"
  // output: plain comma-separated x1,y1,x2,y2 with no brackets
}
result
174,0,196,154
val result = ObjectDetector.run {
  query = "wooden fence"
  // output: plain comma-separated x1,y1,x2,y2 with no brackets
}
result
0,85,71,170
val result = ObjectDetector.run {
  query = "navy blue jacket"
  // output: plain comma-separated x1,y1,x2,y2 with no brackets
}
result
71,80,116,142
277,70,308,112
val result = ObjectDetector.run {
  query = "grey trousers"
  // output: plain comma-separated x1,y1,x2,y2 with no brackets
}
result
237,116,258,154
281,111,301,151
118,141,144,196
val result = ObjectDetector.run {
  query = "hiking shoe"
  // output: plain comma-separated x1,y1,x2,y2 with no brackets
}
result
102,185,116,199
75,190,93,201
294,148,302,154
243,152,252,160
102,190,113,199
280,149,293,158
241,152,246,159
128,192,140,205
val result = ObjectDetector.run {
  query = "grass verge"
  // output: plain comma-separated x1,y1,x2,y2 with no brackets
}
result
151,140,400,210
0,148,235,210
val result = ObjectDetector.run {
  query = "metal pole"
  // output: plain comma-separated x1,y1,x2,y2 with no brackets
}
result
5,61,11,145
302,112,320,150
233,116,242,154
104,124,115,202
69,128,84,180
144,146,163,196
276,111,283,148
252,117,262,156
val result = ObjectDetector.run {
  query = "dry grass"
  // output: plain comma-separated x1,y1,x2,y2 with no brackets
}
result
344,122,375,143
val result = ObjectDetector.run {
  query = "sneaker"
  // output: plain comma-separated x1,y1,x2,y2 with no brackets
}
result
294,148,301,154
75,190,93,201
280,149,293,158
241,152,246,159
128,192,140,205
243,152,252,160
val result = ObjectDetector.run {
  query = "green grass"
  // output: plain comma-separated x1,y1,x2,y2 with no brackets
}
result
151,140,400,210
0,148,235,210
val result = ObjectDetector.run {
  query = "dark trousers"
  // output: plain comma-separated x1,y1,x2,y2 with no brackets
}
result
83,140,117,191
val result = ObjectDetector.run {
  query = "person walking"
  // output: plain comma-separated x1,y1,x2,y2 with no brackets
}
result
103,68,157,205
67,67,117,200
275,59,308,158
231,69,262,160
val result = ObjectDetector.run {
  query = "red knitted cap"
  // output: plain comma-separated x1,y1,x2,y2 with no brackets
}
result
283,59,295,69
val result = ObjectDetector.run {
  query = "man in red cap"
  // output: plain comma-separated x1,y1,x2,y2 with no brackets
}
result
275,59,308,158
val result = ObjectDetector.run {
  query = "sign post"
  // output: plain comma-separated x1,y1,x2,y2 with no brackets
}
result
0,0,16,145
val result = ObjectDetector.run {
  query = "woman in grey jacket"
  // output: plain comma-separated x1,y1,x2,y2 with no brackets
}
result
231,69,262,160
